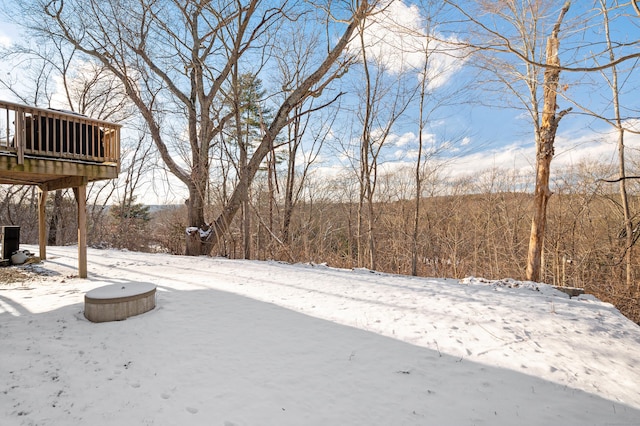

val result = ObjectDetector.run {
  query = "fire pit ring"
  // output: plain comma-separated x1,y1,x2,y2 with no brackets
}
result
84,283,156,323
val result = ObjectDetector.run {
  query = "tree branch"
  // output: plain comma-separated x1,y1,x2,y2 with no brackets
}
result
444,0,640,72
599,176,640,183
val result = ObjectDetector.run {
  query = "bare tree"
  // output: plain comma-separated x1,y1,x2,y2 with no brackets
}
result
596,0,637,291
20,0,375,256
525,1,572,282
577,1,640,294
227,70,266,259
442,0,640,281
352,6,416,269
409,0,466,276
443,0,573,281
273,22,338,249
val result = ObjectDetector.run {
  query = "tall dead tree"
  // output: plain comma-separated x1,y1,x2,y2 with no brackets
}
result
446,0,640,282
525,1,571,282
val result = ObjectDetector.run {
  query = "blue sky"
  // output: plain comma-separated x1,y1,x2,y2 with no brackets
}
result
0,1,638,204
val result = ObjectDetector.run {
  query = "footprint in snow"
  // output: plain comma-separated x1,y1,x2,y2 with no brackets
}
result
186,406,199,414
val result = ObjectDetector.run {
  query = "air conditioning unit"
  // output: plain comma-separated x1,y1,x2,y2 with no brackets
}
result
1,226,20,260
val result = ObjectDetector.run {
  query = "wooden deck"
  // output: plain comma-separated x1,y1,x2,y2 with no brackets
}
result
0,100,120,187
0,100,122,277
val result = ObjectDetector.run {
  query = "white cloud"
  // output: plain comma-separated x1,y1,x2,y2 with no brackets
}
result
359,1,425,74
0,19,20,48
355,1,466,88
50,60,104,110
443,123,640,183
309,121,640,199
394,147,420,160
388,131,416,147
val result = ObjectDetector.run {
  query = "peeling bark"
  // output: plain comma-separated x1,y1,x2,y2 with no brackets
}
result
525,1,571,282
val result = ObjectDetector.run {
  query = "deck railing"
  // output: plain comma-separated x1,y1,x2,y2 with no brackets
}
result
0,100,121,168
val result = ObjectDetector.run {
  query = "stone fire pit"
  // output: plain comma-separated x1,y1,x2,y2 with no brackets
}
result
84,283,156,323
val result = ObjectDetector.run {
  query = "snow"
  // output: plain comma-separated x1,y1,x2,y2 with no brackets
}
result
85,282,156,300
185,226,212,239
1,245,640,426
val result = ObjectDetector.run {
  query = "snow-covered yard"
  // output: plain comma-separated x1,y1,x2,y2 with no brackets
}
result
1,245,639,425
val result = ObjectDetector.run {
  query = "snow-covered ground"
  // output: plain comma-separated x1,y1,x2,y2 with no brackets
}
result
1,245,640,425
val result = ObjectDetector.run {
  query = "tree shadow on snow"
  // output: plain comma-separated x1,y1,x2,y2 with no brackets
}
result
1,283,639,426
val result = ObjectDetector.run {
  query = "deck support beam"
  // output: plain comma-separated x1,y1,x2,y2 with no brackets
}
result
73,184,87,278
41,176,88,192
38,188,47,261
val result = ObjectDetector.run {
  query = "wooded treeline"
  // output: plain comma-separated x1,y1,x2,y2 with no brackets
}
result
2,158,638,322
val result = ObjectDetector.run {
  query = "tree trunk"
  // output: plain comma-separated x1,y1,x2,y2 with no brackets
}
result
241,144,251,260
267,149,276,248
367,198,376,270
281,111,301,246
526,142,553,282
47,190,64,245
412,46,430,277
411,172,421,276
204,2,371,253
185,181,208,256
358,13,373,269
525,1,571,282
282,151,296,245
615,127,634,290
600,0,634,291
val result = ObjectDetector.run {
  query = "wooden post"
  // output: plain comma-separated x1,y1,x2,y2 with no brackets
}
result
38,188,47,260
15,109,24,165
74,184,87,278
